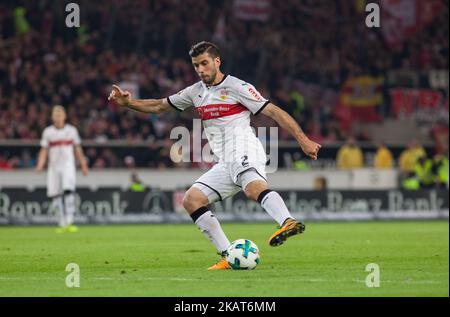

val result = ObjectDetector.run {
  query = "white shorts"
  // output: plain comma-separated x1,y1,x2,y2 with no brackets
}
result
47,167,76,197
192,160,267,204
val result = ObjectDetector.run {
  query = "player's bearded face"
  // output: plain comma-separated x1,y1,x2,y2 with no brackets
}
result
192,54,219,85
203,67,217,85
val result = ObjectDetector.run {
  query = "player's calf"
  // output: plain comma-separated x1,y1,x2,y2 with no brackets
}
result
246,182,306,246
256,188,297,228
184,187,231,268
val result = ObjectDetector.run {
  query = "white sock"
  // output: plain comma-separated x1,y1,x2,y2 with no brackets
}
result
260,191,293,226
195,210,230,254
53,197,66,227
64,193,76,226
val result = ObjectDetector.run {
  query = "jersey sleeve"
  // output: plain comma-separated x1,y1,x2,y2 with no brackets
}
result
40,128,49,148
166,84,196,112
236,82,270,115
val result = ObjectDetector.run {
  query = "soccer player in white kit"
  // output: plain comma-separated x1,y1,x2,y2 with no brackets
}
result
36,105,89,233
108,42,321,269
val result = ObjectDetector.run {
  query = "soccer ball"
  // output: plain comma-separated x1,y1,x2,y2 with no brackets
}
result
226,239,260,270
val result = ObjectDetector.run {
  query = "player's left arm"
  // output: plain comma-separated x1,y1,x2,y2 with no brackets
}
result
74,145,89,176
261,103,321,160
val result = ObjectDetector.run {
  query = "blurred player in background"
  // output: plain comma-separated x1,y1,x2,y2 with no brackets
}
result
36,105,89,233
108,41,321,269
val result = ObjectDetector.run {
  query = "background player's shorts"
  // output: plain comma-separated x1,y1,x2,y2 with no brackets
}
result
47,167,76,197
192,160,267,204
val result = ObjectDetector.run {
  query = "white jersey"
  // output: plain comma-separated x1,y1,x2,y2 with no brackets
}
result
40,124,81,171
167,75,269,164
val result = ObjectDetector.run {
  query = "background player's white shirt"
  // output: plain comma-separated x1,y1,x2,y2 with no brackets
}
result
167,75,269,164
40,124,81,171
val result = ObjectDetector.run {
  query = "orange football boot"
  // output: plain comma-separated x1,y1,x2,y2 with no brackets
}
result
268,218,305,246
207,257,231,270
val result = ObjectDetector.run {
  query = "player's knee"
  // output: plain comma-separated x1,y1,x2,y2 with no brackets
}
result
182,194,193,211
182,188,208,213
244,181,268,201
244,187,260,201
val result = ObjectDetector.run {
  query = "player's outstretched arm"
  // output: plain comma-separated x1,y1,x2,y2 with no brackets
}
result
107,84,173,114
261,103,321,160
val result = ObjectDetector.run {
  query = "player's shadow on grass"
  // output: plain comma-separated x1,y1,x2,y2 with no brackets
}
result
184,249,207,253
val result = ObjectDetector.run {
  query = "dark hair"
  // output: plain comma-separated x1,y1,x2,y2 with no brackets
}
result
189,41,221,58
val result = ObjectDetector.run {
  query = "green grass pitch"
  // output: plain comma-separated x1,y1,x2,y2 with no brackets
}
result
0,221,448,297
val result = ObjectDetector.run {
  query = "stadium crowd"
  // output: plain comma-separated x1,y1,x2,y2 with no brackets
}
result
0,0,448,170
